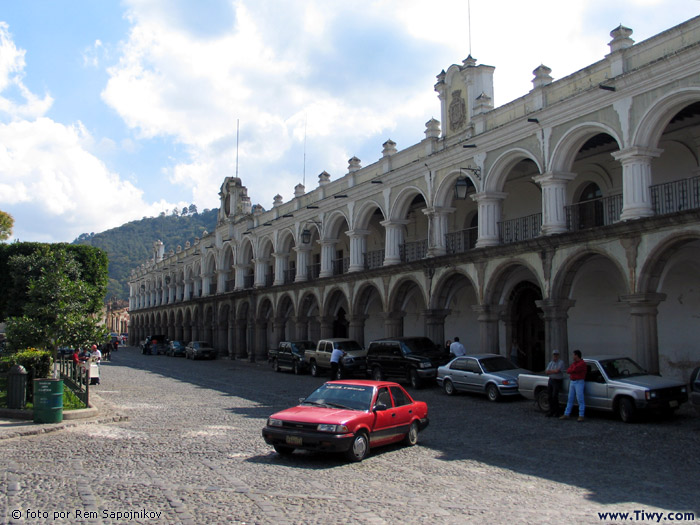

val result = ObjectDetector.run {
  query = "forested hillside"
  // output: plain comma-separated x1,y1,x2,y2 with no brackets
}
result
72,208,218,301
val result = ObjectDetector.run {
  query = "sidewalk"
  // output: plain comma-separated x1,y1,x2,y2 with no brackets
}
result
0,391,128,441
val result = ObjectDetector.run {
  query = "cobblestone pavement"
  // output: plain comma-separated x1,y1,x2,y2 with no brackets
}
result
1,346,699,525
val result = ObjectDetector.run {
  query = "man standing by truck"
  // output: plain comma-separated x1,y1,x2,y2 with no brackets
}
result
544,349,565,417
560,349,587,422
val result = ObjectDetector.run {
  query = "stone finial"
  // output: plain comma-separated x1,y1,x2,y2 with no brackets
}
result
294,183,306,198
202,230,208,237
425,118,441,139
382,140,397,157
436,69,446,83
273,194,283,207
348,156,362,173
252,204,264,215
177,245,182,253
609,25,634,53
318,171,331,185
194,237,200,245
532,65,553,89
462,55,477,68
474,92,493,114
185,241,191,249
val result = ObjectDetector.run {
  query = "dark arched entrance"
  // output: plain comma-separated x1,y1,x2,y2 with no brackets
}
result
333,307,349,338
510,282,545,371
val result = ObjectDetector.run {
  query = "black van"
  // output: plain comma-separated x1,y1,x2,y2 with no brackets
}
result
366,337,448,388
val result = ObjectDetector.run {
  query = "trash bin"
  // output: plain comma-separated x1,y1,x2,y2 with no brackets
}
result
33,378,63,424
7,365,28,409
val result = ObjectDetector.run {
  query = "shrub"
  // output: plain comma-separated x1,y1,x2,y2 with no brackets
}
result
1,348,53,402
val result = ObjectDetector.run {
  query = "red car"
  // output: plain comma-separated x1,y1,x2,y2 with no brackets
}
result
262,380,429,462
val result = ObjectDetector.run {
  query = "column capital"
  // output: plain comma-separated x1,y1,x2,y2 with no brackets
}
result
470,191,507,204
532,171,576,185
612,146,663,162
619,292,667,311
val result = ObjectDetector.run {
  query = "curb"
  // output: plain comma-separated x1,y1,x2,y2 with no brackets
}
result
0,393,128,441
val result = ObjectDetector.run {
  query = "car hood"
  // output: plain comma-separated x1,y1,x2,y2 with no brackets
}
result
270,405,364,424
489,368,530,381
611,375,686,389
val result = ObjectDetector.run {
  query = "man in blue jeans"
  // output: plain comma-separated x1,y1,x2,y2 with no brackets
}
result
560,349,587,421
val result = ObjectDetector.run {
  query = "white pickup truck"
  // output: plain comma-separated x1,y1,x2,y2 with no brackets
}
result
518,355,688,422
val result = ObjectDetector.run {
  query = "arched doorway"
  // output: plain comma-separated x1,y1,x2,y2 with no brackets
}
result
509,282,545,371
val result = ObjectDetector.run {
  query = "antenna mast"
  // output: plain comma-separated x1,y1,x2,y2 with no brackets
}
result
235,119,239,178
468,0,472,56
303,114,307,187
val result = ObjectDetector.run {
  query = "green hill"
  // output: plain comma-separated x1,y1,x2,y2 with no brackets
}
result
73,208,218,301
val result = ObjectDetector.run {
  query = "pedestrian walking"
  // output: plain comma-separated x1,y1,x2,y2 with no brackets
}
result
560,349,587,421
544,349,565,417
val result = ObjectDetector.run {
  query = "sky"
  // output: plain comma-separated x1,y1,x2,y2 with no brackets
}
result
0,0,698,243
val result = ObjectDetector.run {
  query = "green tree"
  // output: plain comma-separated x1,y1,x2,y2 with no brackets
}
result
5,247,108,360
0,210,14,241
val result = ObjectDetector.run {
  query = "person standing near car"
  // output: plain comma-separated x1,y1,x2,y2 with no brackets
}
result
330,345,345,379
449,337,466,357
544,349,565,417
560,349,587,421
90,344,102,363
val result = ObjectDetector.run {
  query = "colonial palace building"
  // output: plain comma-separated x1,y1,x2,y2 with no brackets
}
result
129,16,700,382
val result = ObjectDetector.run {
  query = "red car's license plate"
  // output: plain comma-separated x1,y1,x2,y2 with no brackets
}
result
286,435,302,446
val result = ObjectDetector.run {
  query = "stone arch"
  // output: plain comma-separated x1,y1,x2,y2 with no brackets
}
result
354,200,386,229
297,292,321,342
550,123,623,174
353,282,385,346
390,186,428,221
432,270,480,350
387,276,429,338
484,147,543,194
633,87,700,148
322,287,351,338
637,231,700,380
276,293,297,341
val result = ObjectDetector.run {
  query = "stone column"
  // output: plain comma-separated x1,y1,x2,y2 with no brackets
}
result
424,207,454,257
424,309,450,346
183,279,192,301
472,304,501,353
227,317,235,359
535,299,575,360
273,317,286,348
273,252,288,286
382,311,405,338
471,192,507,248
233,264,247,291
294,245,311,282
319,315,334,339
293,316,307,340
612,147,663,220
534,172,576,235
216,269,227,294
348,315,368,347
619,293,666,373
319,240,337,278
247,318,256,362
201,273,212,296
347,230,369,273
381,220,409,265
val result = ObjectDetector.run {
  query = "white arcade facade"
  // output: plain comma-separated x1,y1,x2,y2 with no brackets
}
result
129,17,700,381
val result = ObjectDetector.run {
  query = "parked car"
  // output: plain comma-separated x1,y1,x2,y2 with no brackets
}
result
437,354,531,401
166,340,186,357
304,338,367,379
518,355,689,422
273,341,315,374
690,367,700,415
262,379,429,462
366,336,449,388
185,341,217,360
142,334,167,355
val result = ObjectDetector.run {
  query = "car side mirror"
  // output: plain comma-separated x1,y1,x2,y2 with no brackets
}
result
298,397,306,404
373,402,388,412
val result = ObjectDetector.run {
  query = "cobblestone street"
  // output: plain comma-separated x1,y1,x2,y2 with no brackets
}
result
2,347,699,524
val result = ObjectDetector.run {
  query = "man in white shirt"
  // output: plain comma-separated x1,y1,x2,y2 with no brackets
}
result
449,337,466,357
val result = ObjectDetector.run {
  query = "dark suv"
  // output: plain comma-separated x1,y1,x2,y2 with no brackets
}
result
366,337,448,388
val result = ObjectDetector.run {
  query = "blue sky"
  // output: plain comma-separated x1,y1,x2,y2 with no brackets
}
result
1,0,698,243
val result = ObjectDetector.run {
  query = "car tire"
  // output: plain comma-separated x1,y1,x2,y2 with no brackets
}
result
273,445,294,456
409,369,420,389
443,378,455,396
345,431,369,462
310,361,319,377
403,421,419,447
273,359,280,372
486,383,501,402
618,397,636,423
371,367,383,381
536,389,550,413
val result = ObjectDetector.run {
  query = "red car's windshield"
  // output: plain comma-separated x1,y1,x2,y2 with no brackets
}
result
303,383,374,411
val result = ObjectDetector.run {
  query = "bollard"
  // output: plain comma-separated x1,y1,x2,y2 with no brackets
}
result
7,365,28,409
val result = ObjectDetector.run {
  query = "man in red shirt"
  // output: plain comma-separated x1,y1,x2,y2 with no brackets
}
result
560,349,587,421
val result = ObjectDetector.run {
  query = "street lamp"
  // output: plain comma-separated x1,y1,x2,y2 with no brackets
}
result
455,167,479,200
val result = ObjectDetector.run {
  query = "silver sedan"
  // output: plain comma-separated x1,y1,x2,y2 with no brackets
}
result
437,354,531,402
